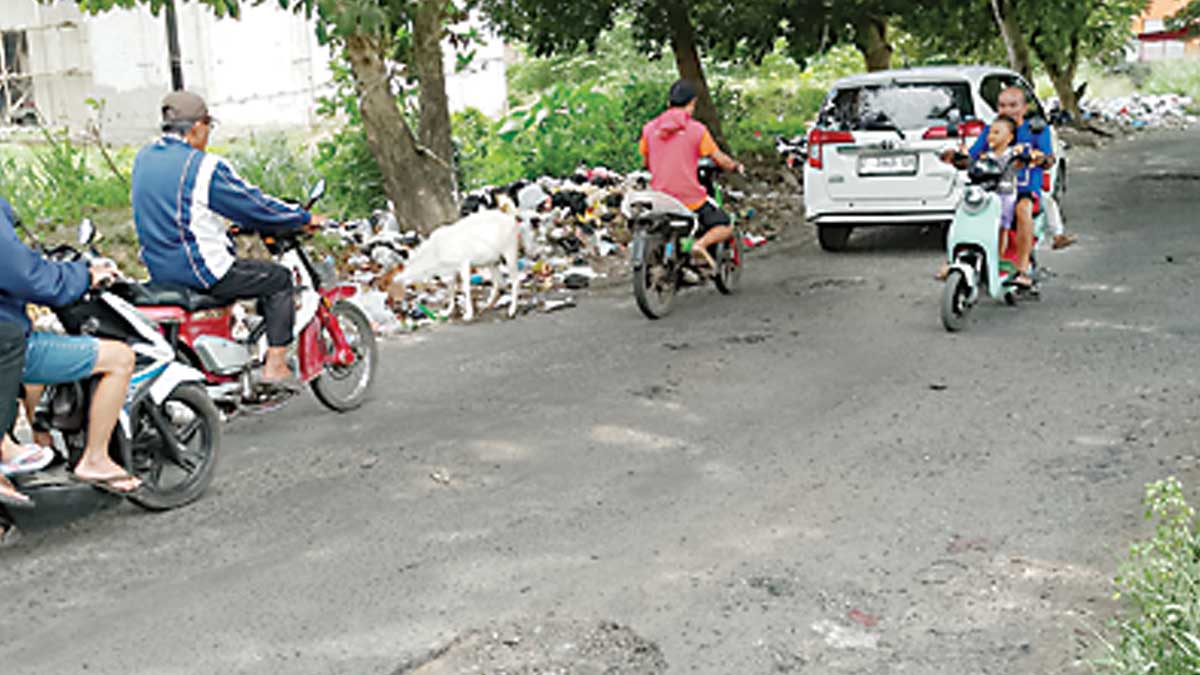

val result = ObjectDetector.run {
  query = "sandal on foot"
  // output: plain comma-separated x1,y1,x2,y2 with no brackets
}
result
1052,234,1078,250
0,486,34,509
0,444,55,477
1005,274,1035,291
69,471,142,496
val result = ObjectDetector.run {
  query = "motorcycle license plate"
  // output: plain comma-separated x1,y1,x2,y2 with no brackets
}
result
858,154,917,176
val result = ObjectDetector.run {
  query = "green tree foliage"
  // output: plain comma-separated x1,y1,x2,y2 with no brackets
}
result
1169,1,1200,34
482,0,736,143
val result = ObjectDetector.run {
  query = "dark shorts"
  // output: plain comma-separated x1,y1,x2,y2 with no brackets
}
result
693,201,731,236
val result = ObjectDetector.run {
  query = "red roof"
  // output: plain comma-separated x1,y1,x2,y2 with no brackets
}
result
1138,26,1194,41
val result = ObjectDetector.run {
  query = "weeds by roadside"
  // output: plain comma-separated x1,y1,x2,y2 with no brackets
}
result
1096,477,1200,673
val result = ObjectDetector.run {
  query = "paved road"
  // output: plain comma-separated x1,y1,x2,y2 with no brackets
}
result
3,128,1200,674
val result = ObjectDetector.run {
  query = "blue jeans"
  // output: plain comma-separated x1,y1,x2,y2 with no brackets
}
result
22,332,99,385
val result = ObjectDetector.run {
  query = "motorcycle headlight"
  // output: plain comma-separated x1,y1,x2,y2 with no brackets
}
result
963,186,988,211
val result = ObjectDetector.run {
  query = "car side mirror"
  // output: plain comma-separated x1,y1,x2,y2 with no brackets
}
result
78,218,96,246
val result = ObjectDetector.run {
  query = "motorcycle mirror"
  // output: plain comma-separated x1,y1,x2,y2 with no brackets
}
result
946,109,961,138
308,179,327,205
78,218,96,246
1027,116,1047,135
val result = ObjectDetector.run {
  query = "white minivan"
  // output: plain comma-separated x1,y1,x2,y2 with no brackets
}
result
803,66,1062,251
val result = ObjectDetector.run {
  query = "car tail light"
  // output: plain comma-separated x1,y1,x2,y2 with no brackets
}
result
923,119,985,140
807,129,855,170
1042,173,1052,192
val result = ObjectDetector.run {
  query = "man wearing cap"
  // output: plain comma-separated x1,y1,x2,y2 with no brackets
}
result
131,91,327,383
638,79,744,271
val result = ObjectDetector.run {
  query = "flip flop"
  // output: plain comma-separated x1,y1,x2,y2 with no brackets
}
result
0,444,55,476
68,471,142,497
0,487,34,509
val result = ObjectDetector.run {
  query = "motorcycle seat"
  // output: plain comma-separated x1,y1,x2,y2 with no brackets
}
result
620,190,696,223
121,282,230,312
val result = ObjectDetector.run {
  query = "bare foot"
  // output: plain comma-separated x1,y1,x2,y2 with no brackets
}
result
934,263,950,281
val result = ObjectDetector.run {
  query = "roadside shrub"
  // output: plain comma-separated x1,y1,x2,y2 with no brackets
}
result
1097,477,1200,673
0,129,130,229
219,132,319,206
1144,59,1200,100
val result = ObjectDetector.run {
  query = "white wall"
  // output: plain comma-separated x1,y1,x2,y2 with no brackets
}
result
3,0,333,142
2,0,508,144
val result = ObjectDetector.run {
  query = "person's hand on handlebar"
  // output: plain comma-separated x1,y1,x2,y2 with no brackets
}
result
305,213,330,233
88,260,120,288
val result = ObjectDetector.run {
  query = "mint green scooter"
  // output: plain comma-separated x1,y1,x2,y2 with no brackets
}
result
941,153,1050,332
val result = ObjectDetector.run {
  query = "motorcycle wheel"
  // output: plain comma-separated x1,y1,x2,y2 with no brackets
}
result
713,232,743,295
941,270,972,333
633,234,677,319
311,300,377,412
128,383,221,511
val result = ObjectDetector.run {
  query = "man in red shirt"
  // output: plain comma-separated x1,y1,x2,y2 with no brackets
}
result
639,80,744,270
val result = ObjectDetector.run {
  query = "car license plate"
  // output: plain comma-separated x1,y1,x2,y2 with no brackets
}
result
858,154,917,176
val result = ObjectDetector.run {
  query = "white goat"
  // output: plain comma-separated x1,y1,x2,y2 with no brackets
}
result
392,203,540,321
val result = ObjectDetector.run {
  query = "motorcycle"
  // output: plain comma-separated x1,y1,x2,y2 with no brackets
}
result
940,124,1052,332
3,220,222,532
126,180,377,414
625,159,743,320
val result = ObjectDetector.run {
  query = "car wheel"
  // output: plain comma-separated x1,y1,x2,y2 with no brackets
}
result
817,225,851,252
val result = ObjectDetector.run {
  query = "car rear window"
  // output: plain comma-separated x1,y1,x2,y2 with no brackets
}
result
820,81,976,131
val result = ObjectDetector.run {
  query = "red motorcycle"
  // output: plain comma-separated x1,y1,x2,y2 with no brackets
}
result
122,180,377,414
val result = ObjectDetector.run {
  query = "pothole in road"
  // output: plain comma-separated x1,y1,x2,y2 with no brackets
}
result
395,619,667,674
723,332,774,345
784,275,870,296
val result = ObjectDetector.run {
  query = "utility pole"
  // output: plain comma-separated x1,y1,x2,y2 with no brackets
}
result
164,0,184,90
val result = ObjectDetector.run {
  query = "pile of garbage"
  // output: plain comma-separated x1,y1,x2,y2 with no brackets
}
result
1064,93,1197,129
334,165,784,335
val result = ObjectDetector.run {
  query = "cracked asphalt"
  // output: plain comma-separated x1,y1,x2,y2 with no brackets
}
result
3,127,1200,674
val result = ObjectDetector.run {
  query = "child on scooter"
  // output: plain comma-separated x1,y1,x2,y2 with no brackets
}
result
936,115,1025,278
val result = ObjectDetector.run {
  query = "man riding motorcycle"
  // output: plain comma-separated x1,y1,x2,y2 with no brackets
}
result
638,79,744,271
131,91,327,384
943,86,1069,288
0,195,138,498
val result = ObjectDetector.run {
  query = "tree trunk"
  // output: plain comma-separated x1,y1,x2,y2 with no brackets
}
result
344,33,457,234
852,14,892,72
665,1,725,147
1036,38,1083,121
413,0,456,188
990,0,1034,82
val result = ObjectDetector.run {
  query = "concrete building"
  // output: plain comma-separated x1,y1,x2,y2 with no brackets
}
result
0,1,507,143
1134,0,1200,61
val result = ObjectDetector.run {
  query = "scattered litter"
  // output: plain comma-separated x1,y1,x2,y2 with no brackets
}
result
542,297,577,313
430,469,452,486
317,163,786,338
1063,93,1197,129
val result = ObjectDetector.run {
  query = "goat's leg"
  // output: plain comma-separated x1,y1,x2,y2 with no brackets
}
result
483,264,503,312
441,276,457,320
506,243,520,318
461,259,475,322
